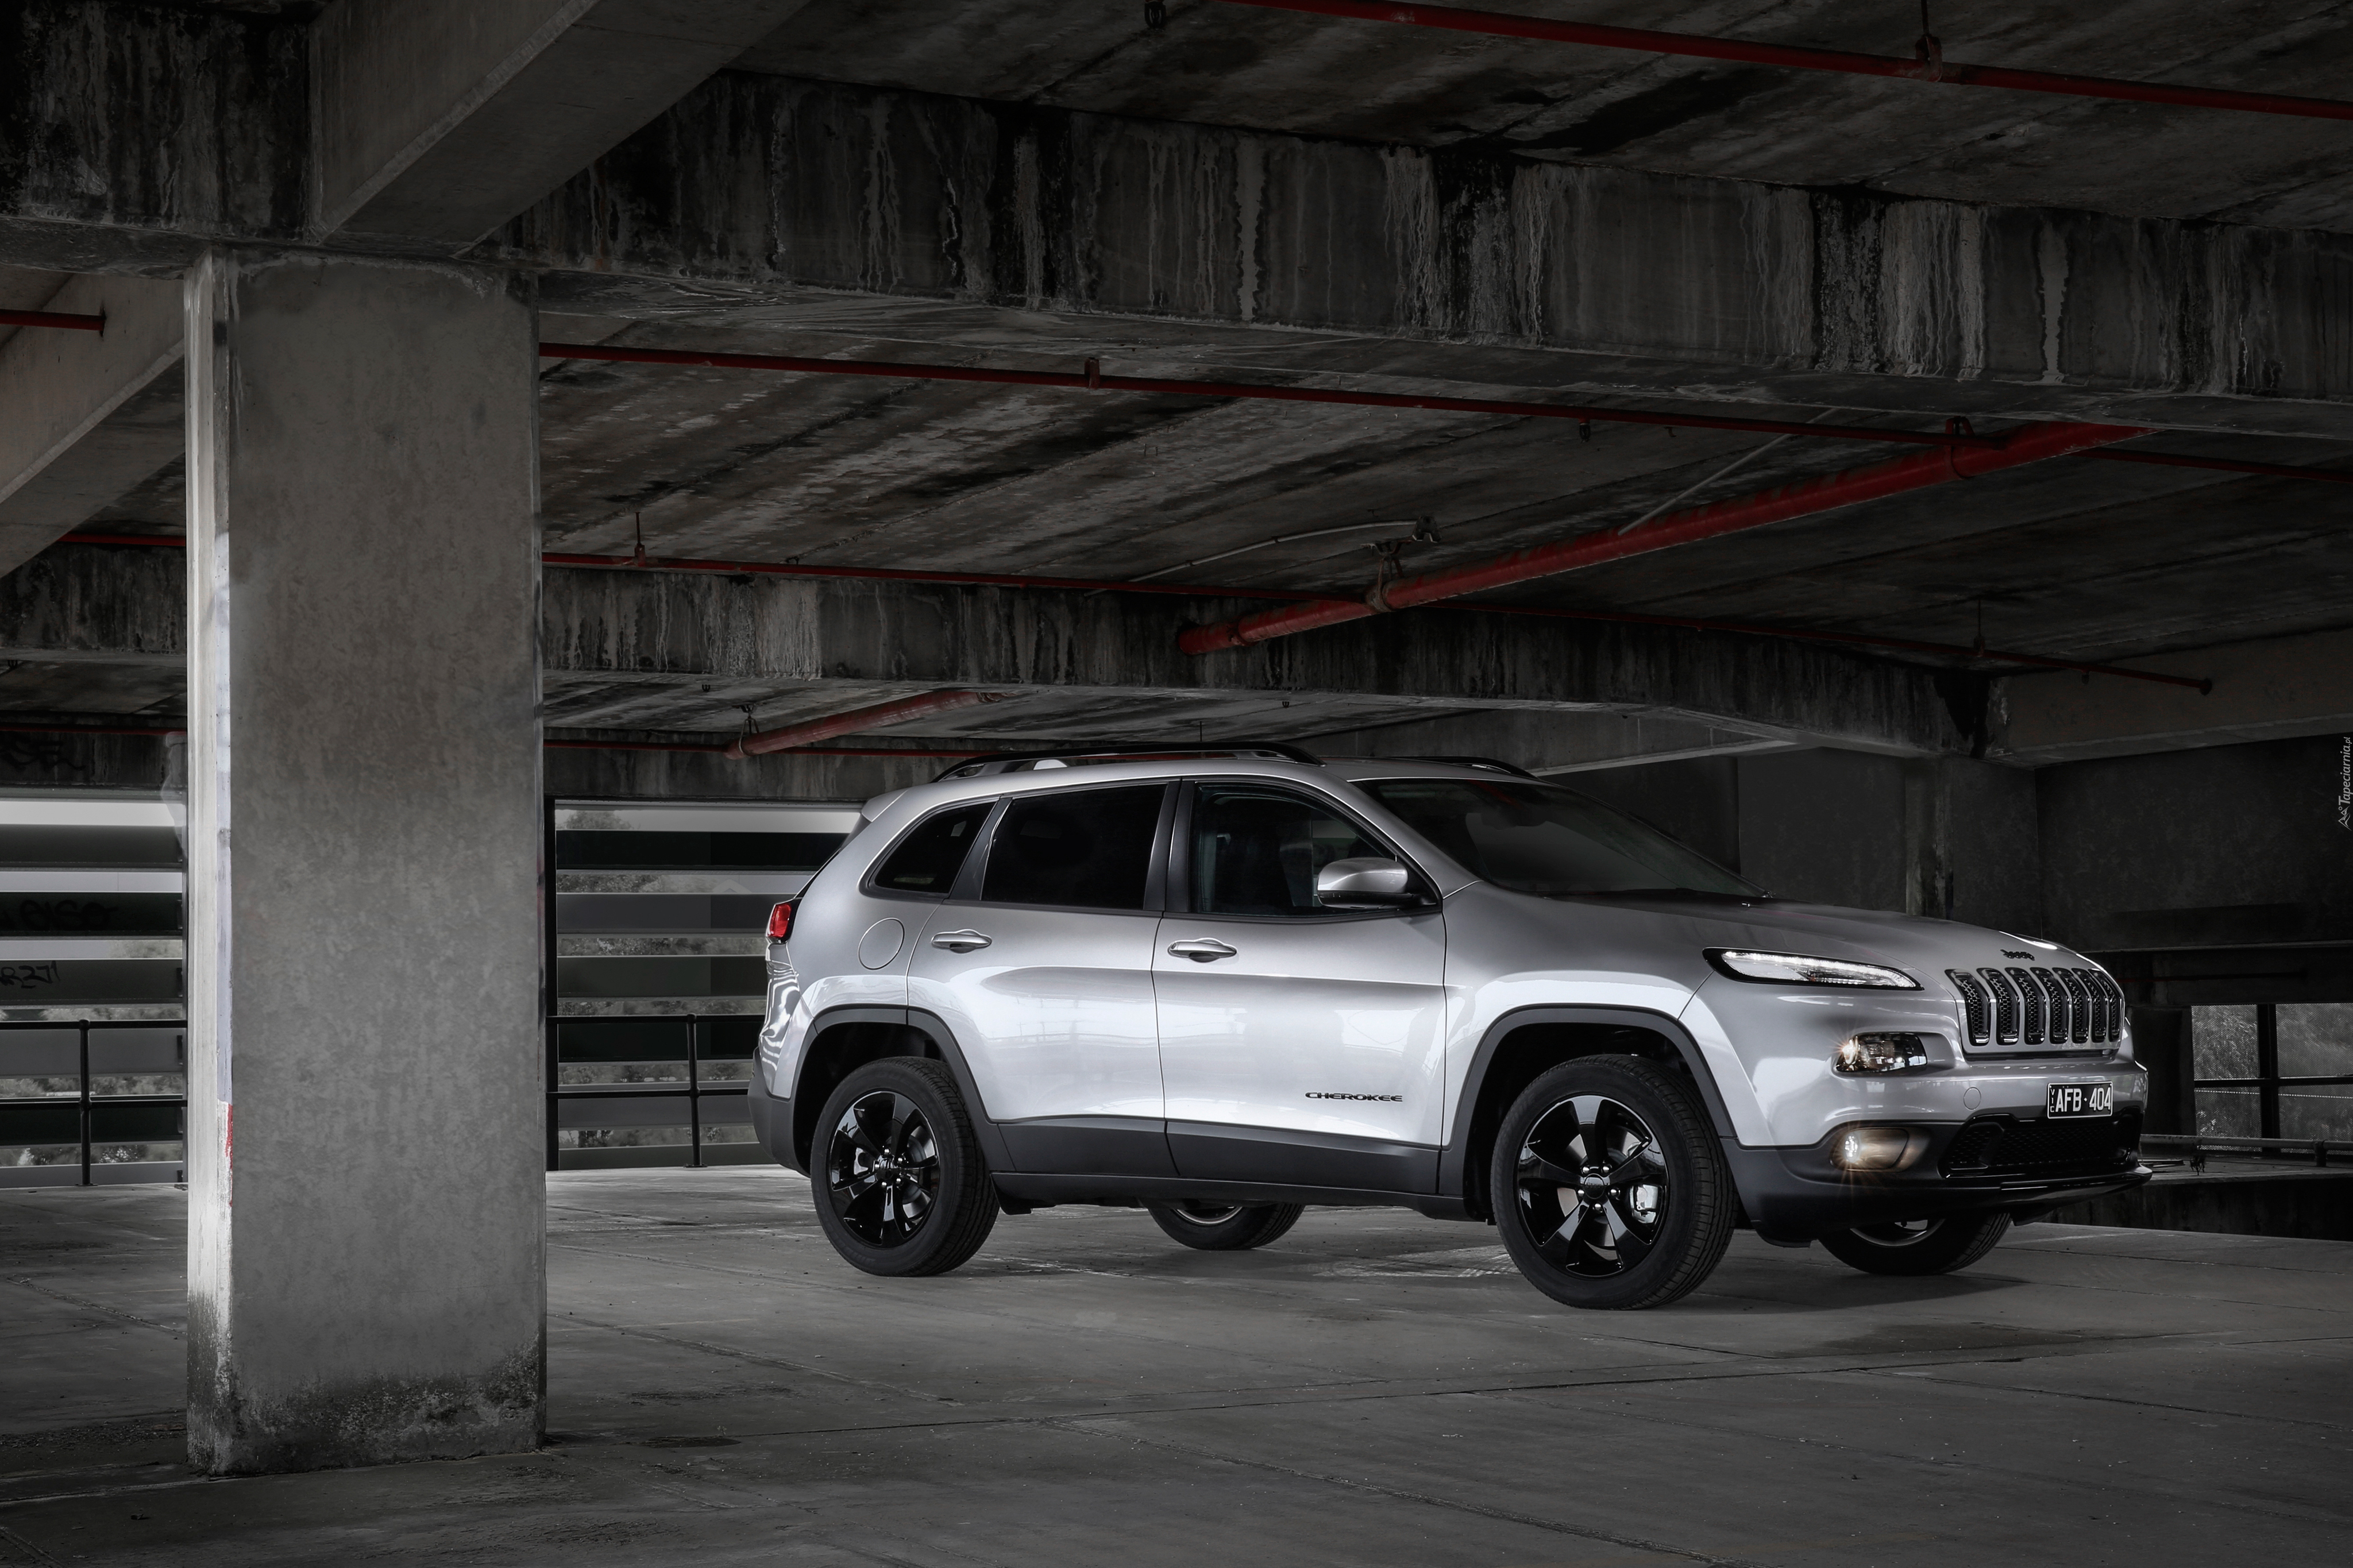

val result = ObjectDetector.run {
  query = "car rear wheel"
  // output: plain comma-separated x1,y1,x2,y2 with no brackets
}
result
1490,1056,1733,1310
1820,1212,2011,1276
1145,1200,1305,1250
811,1057,998,1277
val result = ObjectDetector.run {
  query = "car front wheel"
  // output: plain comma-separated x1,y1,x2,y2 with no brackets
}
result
811,1057,998,1277
1490,1056,1733,1311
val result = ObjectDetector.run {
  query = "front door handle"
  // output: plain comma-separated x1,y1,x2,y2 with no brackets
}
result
932,929,992,952
1168,938,1237,963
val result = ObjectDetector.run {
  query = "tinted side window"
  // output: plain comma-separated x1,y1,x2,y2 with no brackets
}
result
871,802,994,895
981,786,1164,910
1191,786,1392,917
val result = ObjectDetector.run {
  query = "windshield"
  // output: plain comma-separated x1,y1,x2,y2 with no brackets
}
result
1363,777,1760,897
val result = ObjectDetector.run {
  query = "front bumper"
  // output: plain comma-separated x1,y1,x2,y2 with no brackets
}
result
1723,1115,2152,1239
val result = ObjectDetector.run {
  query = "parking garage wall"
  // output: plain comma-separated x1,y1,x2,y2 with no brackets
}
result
547,797,857,1170
0,793,186,1186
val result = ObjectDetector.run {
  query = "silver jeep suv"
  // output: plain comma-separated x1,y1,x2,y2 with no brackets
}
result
747,747,2150,1309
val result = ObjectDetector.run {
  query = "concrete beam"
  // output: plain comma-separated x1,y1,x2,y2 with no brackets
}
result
0,548,1981,757
9,5,2353,438
0,275,182,577
1989,626,2353,764
0,543,183,672
1298,708,1796,775
539,567,1983,756
0,1,308,269
316,1,815,249
546,735,981,804
484,74,2353,438
0,540,183,664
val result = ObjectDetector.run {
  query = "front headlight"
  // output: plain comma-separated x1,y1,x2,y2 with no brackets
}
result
1706,949,1920,989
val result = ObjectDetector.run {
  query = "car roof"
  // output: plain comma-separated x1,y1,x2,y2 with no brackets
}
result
857,754,1538,825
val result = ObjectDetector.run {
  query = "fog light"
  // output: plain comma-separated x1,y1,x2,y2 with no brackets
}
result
1831,1125,1927,1172
1837,1032,1931,1073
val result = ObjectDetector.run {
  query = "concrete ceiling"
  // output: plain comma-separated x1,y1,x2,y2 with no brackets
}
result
731,0,2353,228
2,0,2350,764
56,299,2353,665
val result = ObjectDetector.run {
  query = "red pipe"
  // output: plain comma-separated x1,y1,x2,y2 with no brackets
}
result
1181,419,2148,652
0,307,104,334
48,530,2212,689
9,306,2351,481
1218,0,2353,122
725,689,1009,759
0,721,183,737
541,549,1336,602
542,341,1993,451
543,342,2353,486
55,531,184,547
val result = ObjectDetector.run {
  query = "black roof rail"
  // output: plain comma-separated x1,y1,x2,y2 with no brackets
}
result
934,740,1322,782
1390,755,1538,779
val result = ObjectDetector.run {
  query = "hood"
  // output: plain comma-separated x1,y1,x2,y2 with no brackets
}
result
1548,893,2091,978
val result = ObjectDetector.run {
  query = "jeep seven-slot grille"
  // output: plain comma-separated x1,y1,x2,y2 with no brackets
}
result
1950,970,1990,1041
1946,966,2124,1048
2060,968,2097,1042
1941,1110,2142,1175
2007,967,2046,1044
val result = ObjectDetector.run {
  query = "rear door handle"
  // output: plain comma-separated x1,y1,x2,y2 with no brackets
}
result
1168,938,1237,962
932,929,992,952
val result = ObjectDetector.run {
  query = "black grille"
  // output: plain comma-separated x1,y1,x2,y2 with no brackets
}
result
2007,967,2046,1044
2014,968,2051,1044
1949,970,1989,1045
2092,970,2124,1041
1978,967,2019,1043
2058,970,2095,1043
1942,1122,2006,1171
1953,964,2124,1049
1942,1111,2142,1175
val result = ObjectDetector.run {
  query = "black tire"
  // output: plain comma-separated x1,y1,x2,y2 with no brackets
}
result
811,1057,997,1277
1145,1200,1305,1250
1490,1056,1733,1311
1820,1212,2011,1276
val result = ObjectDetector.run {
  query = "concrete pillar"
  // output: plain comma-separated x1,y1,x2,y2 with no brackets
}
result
182,250,544,1473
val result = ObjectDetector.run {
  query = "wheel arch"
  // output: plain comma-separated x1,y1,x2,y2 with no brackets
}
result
1442,1006,1738,1222
788,1005,1013,1174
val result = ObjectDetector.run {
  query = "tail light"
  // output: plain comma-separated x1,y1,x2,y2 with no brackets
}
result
766,901,796,941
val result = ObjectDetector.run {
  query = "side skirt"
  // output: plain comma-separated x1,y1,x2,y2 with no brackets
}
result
992,1171,1472,1222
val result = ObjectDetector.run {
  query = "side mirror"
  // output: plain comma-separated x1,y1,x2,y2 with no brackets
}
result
1315,856,1421,909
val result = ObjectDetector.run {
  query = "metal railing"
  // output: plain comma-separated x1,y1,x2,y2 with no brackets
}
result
0,1017,188,1185
2140,1132,2352,1171
543,1013,754,1171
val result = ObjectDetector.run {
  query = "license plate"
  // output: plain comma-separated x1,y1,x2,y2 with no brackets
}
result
2046,1081,2113,1119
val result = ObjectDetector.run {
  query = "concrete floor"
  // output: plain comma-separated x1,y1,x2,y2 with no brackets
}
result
2,1171,2347,1566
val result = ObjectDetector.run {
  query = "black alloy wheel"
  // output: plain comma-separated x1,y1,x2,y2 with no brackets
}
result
1146,1199,1305,1250
1820,1212,2011,1276
812,1057,997,1277
831,1090,939,1246
1491,1056,1732,1310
